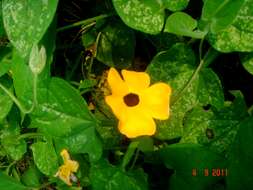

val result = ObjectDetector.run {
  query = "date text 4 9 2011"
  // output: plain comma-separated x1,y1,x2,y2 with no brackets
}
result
192,168,228,177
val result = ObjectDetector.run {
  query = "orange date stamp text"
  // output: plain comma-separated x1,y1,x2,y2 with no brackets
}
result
192,168,228,177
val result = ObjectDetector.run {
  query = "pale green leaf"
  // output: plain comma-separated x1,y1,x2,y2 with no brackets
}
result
147,43,196,140
198,69,224,109
96,20,135,68
163,0,189,12
147,43,224,140
208,0,253,52
181,92,248,154
1,123,26,160
2,0,58,57
31,141,58,176
240,52,253,75
54,126,102,162
112,0,164,34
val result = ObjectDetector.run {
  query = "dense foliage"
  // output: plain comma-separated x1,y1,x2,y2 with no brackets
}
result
0,0,253,189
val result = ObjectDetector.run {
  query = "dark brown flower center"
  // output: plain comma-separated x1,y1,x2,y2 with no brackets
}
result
123,93,139,107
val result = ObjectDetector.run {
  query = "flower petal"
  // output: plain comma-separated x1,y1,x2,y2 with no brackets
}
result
107,68,128,95
141,82,172,120
56,165,72,185
61,149,70,163
118,108,156,138
121,69,150,91
66,160,79,172
105,95,126,120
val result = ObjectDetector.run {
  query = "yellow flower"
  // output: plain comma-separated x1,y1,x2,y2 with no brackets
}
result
105,68,172,138
55,149,79,186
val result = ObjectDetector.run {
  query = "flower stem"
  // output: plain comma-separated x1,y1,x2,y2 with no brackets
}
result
203,48,220,67
130,148,140,170
171,40,218,105
57,14,112,32
0,83,27,114
0,73,38,115
100,119,116,126
171,59,205,105
18,132,44,140
5,161,16,175
26,74,38,113
199,38,205,62
121,141,139,171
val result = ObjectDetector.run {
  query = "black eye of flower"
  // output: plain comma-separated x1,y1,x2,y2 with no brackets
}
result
123,93,140,107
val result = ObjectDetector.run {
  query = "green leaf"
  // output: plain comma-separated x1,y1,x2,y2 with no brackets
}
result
240,52,253,75
164,12,206,39
163,0,189,12
0,47,12,77
90,159,148,190
0,75,13,121
95,120,122,150
201,0,244,32
12,50,50,108
227,117,253,189
31,77,96,137
31,141,58,176
30,77,102,161
2,0,58,57
0,172,28,190
208,0,253,52
12,50,33,106
0,105,25,161
21,164,41,188
39,17,57,66
82,28,97,48
148,33,180,51
97,20,135,68
54,126,102,162
181,92,248,154
1,124,26,160
112,0,164,34
0,6,6,37
121,141,139,170
160,143,226,190
137,136,154,152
